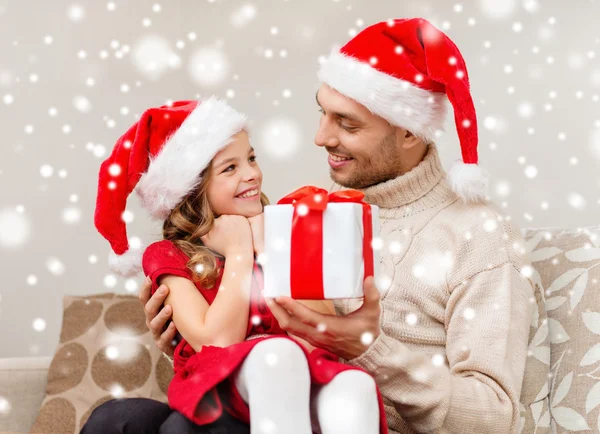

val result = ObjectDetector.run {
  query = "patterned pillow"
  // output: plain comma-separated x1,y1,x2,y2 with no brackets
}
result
523,226,600,433
518,264,551,434
30,293,174,434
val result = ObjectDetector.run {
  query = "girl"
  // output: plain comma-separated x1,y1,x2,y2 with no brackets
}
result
94,98,386,434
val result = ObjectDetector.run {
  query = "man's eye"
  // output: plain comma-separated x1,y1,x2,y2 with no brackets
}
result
341,124,356,132
318,108,325,115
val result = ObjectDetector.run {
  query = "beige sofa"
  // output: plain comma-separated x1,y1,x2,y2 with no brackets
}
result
1,225,599,434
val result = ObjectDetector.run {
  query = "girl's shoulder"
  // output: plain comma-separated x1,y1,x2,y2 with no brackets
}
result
142,239,190,278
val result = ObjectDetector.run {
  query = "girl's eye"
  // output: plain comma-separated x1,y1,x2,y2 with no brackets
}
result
223,164,235,173
249,155,257,163
318,108,325,115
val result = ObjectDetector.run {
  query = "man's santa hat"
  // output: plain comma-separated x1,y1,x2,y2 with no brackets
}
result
318,17,488,202
94,97,247,276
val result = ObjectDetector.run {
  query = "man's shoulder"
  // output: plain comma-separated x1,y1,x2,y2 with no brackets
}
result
433,199,529,280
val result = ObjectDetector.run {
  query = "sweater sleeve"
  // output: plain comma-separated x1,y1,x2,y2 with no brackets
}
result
346,262,533,433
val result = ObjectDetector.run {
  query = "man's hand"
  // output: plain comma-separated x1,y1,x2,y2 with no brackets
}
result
266,276,381,360
139,277,177,358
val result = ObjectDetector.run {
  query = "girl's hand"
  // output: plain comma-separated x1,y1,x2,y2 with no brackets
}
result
247,213,265,256
201,215,253,260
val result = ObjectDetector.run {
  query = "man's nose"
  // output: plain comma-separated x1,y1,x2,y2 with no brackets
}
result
314,124,339,148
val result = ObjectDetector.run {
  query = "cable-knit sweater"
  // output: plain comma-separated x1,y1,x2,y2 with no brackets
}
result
334,144,534,434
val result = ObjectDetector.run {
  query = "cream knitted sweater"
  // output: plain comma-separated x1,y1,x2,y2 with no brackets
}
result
334,144,534,434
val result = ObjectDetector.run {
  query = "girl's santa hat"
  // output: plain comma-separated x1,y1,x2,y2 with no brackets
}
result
94,97,247,276
318,17,488,203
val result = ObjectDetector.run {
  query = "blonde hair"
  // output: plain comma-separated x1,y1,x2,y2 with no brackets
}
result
162,164,269,288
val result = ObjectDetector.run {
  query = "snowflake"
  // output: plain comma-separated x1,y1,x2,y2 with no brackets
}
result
463,308,476,321
62,207,81,224
0,208,31,248
105,345,119,360
0,396,12,416
27,275,37,286
483,116,497,130
125,279,138,293
524,165,538,178
260,118,300,160
73,95,91,113
121,210,134,223
104,274,118,288
230,3,257,29
479,0,516,19
361,332,374,345
523,0,540,13
517,102,534,118
3,94,13,105
258,418,277,434
110,384,125,398
568,192,587,210
264,352,278,366
405,313,418,326
33,318,46,332
188,47,229,87
432,354,445,366
67,4,85,22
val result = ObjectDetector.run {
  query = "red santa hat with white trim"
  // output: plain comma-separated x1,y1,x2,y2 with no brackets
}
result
94,97,247,276
318,17,488,202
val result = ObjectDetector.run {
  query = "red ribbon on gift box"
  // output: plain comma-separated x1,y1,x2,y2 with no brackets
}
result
277,186,374,299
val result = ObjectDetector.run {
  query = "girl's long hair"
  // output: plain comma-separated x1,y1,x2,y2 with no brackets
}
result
162,163,269,288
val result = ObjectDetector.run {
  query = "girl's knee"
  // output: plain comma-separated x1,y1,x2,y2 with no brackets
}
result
317,371,379,429
337,370,377,396
246,337,306,367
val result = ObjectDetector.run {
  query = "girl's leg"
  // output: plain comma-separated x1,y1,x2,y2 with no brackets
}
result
158,410,250,434
80,398,172,434
313,370,380,434
234,337,312,434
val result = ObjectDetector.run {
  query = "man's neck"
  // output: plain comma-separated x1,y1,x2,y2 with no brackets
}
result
357,143,455,215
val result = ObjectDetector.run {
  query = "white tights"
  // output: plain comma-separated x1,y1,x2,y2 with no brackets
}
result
234,337,380,434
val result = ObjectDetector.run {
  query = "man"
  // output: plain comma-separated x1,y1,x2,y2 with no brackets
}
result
84,18,533,434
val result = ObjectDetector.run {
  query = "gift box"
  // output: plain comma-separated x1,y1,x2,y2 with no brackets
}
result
262,186,380,300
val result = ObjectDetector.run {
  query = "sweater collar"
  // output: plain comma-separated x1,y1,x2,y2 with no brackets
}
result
357,144,456,216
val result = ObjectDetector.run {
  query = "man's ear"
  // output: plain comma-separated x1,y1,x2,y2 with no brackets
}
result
401,129,422,150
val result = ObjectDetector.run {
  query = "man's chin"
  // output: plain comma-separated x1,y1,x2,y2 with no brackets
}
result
329,171,361,190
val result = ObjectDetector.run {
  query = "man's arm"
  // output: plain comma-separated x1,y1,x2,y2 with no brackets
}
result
347,262,533,433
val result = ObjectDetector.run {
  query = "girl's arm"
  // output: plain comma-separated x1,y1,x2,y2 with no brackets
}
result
160,254,254,352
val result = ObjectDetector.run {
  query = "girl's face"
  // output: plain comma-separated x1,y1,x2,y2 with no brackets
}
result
206,130,263,218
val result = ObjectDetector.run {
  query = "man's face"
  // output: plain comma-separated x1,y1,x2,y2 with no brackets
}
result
314,85,407,189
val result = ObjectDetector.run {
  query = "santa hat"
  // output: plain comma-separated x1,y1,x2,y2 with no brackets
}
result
94,97,247,276
318,17,488,203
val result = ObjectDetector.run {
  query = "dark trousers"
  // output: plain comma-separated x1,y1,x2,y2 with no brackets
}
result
80,397,250,434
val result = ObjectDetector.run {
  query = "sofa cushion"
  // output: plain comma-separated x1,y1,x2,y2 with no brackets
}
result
30,293,173,434
524,226,600,433
0,357,51,434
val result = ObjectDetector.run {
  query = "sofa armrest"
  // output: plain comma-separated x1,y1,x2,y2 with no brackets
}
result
0,357,52,434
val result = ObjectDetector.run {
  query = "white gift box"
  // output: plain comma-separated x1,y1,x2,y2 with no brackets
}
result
262,201,380,299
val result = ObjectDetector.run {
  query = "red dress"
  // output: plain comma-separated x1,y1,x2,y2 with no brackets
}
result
143,240,388,433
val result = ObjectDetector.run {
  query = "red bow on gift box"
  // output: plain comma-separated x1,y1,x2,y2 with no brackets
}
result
276,186,375,299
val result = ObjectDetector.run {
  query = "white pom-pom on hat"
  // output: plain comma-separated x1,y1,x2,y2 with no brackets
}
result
447,161,489,204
